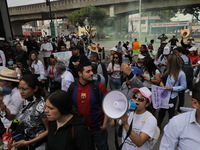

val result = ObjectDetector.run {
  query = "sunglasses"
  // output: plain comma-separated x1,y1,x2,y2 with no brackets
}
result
132,94,146,102
113,57,119,59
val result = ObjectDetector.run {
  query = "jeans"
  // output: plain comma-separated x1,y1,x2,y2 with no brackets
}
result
91,129,109,150
109,77,121,90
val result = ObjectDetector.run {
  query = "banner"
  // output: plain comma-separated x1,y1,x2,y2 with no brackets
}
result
151,85,171,109
53,51,72,67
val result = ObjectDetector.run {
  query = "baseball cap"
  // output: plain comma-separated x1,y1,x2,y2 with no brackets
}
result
138,54,145,59
132,87,152,102
188,46,197,51
110,47,117,52
131,66,142,76
163,46,170,55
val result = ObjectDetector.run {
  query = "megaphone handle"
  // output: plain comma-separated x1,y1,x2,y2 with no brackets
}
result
116,119,133,150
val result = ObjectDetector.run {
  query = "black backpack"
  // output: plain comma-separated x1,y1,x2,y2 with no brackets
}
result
180,56,193,84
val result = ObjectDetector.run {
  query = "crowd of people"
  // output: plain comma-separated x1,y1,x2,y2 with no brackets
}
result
0,32,199,150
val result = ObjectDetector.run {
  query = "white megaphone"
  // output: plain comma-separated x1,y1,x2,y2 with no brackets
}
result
102,90,137,119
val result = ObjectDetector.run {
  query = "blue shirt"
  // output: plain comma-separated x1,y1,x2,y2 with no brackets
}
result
165,71,187,99
160,110,200,150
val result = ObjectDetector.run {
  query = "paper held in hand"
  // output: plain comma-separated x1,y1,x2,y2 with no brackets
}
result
151,85,172,109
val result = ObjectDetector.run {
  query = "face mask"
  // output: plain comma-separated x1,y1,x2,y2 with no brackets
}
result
7,61,14,65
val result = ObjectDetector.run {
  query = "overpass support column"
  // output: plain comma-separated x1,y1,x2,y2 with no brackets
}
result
11,22,24,38
109,5,115,17
0,0,13,40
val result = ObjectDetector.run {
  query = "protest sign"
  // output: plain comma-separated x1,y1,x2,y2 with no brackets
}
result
151,85,171,109
53,51,72,67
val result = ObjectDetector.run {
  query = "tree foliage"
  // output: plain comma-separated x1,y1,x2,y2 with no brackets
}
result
68,6,107,33
180,7,200,21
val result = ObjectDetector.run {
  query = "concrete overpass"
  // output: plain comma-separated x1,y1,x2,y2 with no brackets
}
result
8,0,200,36
9,0,200,22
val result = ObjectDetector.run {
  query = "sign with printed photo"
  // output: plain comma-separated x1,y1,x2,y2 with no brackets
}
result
151,85,171,109
53,51,72,67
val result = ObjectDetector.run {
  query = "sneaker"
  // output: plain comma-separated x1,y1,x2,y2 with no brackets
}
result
189,91,192,96
185,89,190,93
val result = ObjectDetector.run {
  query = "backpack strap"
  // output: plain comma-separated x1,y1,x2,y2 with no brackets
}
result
69,80,99,99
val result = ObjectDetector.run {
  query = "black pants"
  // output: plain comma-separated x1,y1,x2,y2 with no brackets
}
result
158,97,177,127
177,90,185,112
43,57,50,69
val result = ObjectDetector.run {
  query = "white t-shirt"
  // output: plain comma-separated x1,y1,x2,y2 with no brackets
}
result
31,60,45,80
122,111,157,150
61,70,74,91
107,63,121,79
1,88,24,128
40,42,53,57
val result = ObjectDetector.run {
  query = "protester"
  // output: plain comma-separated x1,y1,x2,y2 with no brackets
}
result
158,54,187,128
142,59,161,90
0,68,23,135
29,51,45,83
68,45,89,80
0,49,6,66
132,38,140,56
45,90,92,150
107,52,123,90
55,61,74,92
120,64,144,100
157,33,168,44
40,38,53,69
46,56,61,92
69,61,109,150
11,74,48,150
159,81,200,150
120,87,157,150
90,52,108,86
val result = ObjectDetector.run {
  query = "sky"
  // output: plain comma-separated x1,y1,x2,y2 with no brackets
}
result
7,0,49,7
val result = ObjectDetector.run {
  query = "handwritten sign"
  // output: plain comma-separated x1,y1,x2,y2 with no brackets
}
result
151,85,171,109
53,51,72,67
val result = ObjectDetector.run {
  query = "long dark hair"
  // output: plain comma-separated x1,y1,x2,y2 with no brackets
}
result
20,74,43,98
111,52,122,69
144,59,158,77
46,90,73,115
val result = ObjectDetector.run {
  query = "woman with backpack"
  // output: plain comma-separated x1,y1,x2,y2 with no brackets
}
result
45,90,92,150
157,54,187,128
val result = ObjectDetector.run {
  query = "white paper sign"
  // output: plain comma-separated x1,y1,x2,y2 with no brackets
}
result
53,51,72,67
151,85,171,109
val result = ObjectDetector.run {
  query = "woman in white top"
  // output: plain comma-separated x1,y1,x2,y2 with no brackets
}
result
107,52,123,90
29,51,45,83
0,50,6,66
120,87,157,150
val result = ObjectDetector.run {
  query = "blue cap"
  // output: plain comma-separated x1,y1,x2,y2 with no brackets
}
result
131,66,142,76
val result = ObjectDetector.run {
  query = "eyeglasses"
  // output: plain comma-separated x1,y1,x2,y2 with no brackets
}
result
132,94,146,102
18,86,29,91
113,57,119,59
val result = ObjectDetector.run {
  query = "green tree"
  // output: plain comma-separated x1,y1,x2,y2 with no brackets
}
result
181,7,200,21
68,6,107,34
